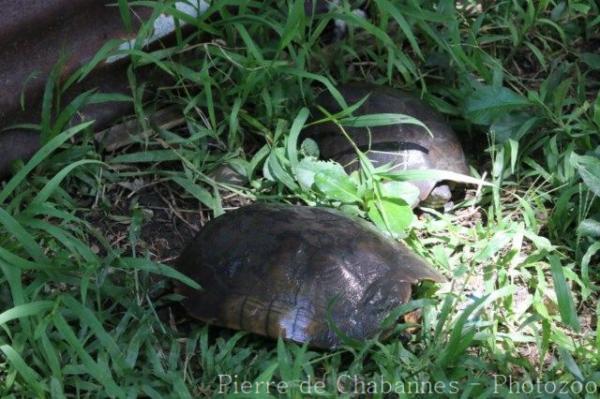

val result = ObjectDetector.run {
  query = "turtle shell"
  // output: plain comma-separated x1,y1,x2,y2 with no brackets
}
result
303,83,469,204
0,130,40,181
175,203,445,349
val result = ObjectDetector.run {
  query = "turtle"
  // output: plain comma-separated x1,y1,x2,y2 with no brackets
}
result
303,83,469,208
175,203,445,349
0,130,40,181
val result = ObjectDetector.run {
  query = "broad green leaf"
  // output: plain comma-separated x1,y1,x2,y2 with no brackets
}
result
523,230,553,252
475,230,513,262
294,158,345,190
464,85,531,125
571,153,600,197
580,52,600,70
577,219,600,238
314,169,360,203
379,181,420,207
367,197,413,235
490,112,539,143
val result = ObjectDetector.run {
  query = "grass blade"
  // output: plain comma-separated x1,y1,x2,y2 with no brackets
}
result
0,301,53,326
0,121,93,204
53,314,126,398
118,257,201,289
286,107,310,170
30,160,103,206
549,255,580,331
0,344,46,396
0,208,45,262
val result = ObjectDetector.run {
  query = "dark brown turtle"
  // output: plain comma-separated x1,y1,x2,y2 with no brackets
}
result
175,203,445,349
304,83,469,207
0,130,40,181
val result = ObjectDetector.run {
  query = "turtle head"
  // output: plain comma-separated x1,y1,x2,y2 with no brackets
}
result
421,183,453,208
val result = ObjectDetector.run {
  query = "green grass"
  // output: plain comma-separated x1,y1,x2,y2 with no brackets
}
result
1,0,600,397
